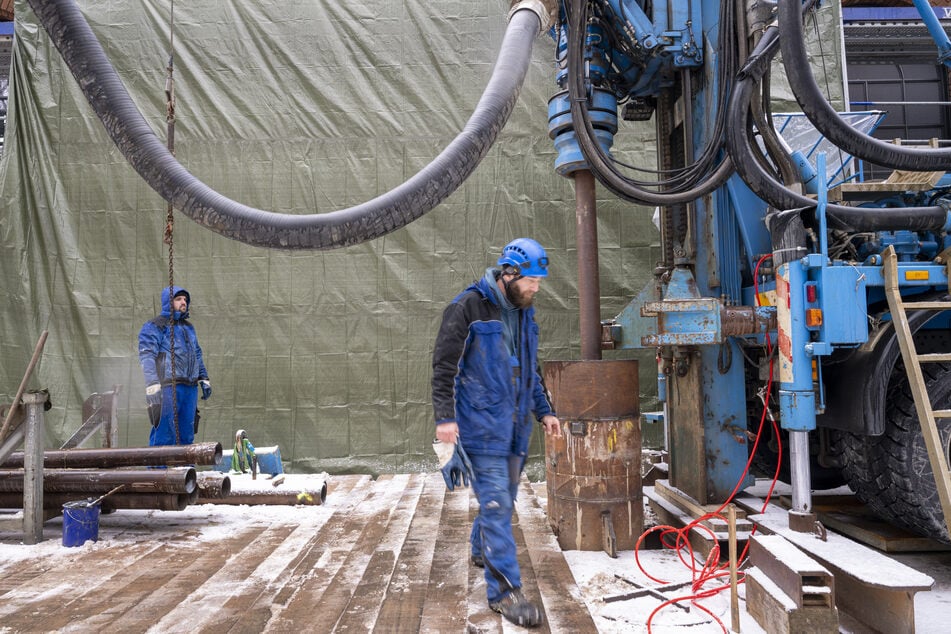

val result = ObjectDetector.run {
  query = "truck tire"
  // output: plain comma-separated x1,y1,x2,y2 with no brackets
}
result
835,361,951,543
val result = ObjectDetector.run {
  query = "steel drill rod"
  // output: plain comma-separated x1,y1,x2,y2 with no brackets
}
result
0,442,222,469
574,170,602,361
0,492,191,512
104,492,191,511
198,481,327,506
0,467,197,494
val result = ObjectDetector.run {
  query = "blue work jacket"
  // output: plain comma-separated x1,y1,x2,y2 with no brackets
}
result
432,274,554,457
138,286,209,387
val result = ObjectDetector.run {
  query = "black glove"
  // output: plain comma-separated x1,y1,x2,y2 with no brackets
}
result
199,380,212,400
148,403,162,428
145,383,162,406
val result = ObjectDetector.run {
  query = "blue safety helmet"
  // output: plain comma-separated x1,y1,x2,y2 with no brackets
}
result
498,238,549,278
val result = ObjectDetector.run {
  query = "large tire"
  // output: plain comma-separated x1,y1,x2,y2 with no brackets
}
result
835,361,951,543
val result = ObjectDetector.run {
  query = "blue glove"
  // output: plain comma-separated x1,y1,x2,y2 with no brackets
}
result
434,440,474,491
145,383,162,407
199,380,212,400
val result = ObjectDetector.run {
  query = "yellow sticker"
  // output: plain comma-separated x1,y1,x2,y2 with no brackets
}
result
757,290,777,306
904,270,929,281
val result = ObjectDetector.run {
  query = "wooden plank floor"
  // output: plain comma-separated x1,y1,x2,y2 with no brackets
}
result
0,473,596,632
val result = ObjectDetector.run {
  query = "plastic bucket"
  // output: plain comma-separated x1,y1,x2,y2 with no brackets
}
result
62,500,101,547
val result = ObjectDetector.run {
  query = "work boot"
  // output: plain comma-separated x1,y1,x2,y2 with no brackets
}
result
471,554,485,568
489,589,543,628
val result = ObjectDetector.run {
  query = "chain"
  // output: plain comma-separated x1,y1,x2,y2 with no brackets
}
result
164,0,180,444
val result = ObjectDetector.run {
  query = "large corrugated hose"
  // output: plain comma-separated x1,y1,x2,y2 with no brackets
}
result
26,0,542,249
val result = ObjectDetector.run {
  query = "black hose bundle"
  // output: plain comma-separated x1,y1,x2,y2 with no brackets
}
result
778,0,951,171
726,26,949,232
564,0,733,204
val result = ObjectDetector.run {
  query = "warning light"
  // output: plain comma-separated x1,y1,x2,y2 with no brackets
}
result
905,270,929,281
805,308,823,327
805,284,817,303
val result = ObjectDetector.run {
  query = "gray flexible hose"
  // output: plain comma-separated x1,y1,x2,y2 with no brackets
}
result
26,0,541,249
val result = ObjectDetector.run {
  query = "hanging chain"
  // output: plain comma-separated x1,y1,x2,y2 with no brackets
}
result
164,0,180,444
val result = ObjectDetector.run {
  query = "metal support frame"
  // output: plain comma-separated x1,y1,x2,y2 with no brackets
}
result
61,387,121,449
21,391,49,544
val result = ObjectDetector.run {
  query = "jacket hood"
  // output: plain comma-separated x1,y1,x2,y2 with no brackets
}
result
472,269,501,306
161,285,190,319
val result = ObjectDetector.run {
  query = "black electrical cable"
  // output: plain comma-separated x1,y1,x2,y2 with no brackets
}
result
565,0,733,204
778,0,951,171
26,0,543,250
726,27,949,232
587,0,734,190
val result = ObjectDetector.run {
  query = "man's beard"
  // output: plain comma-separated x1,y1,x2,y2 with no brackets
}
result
505,282,534,309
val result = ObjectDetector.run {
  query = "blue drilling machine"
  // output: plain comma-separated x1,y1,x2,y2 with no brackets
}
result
546,0,951,545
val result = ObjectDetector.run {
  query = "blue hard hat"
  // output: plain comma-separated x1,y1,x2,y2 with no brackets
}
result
498,238,549,278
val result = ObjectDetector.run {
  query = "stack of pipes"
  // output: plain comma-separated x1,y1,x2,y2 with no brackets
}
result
0,442,226,513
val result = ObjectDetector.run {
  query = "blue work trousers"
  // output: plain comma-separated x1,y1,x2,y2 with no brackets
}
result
469,453,525,603
149,383,198,446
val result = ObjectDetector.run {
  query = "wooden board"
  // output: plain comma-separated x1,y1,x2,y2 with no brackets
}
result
0,473,595,632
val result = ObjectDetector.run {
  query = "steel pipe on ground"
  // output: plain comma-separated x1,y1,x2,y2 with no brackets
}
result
0,467,197,495
0,442,222,469
198,479,327,506
196,472,231,499
104,492,191,512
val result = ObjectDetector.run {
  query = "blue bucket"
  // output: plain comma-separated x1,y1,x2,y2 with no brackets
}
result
62,500,101,547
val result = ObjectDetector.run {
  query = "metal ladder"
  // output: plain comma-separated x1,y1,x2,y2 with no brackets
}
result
882,245,951,538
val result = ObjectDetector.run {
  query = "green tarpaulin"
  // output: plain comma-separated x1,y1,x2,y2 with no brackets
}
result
0,1,843,475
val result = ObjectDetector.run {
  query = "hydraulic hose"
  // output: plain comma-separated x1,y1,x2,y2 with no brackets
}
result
726,27,949,232
26,0,543,249
565,0,734,205
778,0,951,171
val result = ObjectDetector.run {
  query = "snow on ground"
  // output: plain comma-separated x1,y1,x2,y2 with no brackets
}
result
0,472,948,633
563,547,766,633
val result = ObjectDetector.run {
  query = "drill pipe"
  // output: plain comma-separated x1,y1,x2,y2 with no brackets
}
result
198,480,327,506
0,442,222,469
0,467,196,495
0,492,191,512
196,472,231,499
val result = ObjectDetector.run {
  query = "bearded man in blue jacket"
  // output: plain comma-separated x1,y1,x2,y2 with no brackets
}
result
138,286,211,446
431,238,561,628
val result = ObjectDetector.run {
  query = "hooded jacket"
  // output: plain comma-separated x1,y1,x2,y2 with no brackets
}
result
138,285,209,387
431,274,554,457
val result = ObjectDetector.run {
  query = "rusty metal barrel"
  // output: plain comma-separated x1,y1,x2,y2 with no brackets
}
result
543,359,642,554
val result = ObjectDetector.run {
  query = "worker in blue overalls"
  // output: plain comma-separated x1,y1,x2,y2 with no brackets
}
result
138,285,212,446
431,238,561,628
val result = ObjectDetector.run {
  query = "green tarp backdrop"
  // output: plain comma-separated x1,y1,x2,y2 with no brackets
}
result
0,1,843,476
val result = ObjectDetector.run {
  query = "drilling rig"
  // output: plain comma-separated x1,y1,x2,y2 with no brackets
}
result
546,0,951,547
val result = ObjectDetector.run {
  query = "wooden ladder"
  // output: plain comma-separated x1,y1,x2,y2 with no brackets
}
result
882,245,951,538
